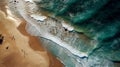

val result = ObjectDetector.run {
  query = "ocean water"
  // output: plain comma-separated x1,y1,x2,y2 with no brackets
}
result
35,0,120,61
7,0,120,67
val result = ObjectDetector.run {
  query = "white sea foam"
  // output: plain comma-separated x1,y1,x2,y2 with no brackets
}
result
61,22,74,31
8,0,114,67
15,0,88,58
30,14,47,22
24,0,33,3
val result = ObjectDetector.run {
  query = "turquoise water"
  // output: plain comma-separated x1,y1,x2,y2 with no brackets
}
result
36,0,120,61
35,0,120,66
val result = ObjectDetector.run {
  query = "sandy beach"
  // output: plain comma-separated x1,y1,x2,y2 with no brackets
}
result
0,0,63,67
18,20,63,67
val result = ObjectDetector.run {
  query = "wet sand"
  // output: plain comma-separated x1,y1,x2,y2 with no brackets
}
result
0,10,51,67
0,11,49,67
0,0,63,66
18,20,63,67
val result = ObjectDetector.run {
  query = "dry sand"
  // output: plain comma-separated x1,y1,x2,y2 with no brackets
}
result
1,0,120,67
0,10,49,67
0,0,63,66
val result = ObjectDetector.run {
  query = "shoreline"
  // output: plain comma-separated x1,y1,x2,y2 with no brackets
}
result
0,10,50,67
17,20,63,67
0,10,63,67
